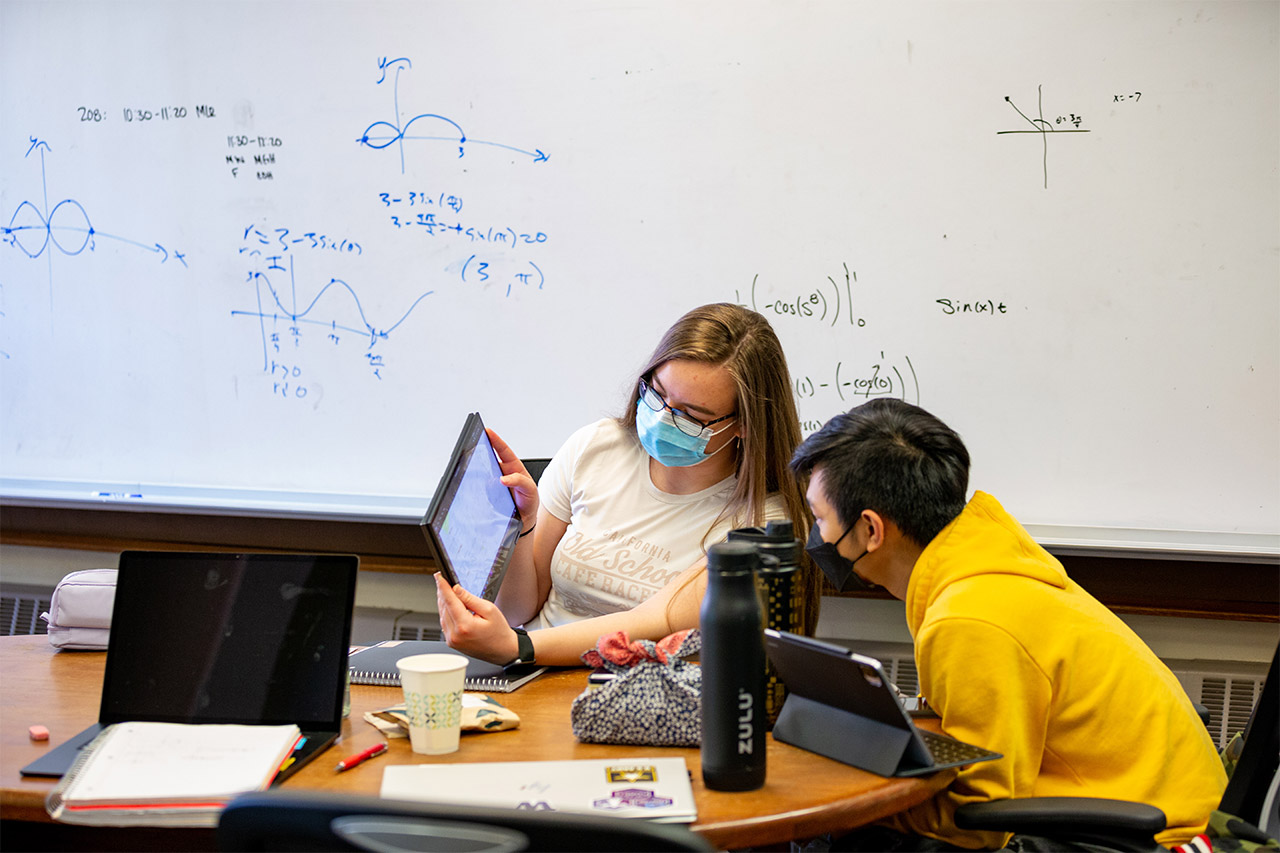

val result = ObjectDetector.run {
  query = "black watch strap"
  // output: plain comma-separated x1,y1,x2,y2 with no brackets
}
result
510,628,535,666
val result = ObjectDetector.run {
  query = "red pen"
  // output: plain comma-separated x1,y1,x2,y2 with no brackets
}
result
335,742,388,773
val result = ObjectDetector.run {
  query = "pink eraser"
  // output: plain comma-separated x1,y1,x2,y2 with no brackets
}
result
28,725,49,741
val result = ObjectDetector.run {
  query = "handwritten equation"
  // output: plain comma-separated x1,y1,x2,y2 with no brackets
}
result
997,85,1090,189
731,263,923,430
735,263,865,328
357,56,549,174
936,297,1007,316
376,191,548,298
380,204,547,246
240,224,363,258
793,352,920,427
378,191,464,214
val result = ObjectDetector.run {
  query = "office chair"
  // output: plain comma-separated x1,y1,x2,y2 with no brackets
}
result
955,641,1280,852
217,789,714,852
521,458,552,485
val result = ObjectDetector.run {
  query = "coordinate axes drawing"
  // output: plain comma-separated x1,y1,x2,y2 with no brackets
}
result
230,247,433,394
356,57,549,174
4,138,188,270
997,86,1090,189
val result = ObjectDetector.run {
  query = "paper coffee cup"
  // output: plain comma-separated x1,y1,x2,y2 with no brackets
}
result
396,653,468,755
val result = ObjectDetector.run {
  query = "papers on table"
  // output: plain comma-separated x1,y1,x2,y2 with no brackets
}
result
381,756,696,823
46,721,301,827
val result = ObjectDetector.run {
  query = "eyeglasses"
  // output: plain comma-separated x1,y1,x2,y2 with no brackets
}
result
638,378,737,437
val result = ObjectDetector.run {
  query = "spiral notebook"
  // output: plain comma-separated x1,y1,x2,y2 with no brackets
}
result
348,640,545,693
46,721,302,827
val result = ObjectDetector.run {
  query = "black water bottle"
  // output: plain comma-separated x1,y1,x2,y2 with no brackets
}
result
700,540,767,791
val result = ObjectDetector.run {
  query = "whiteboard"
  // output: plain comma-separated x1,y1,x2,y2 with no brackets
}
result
2,1,1277,555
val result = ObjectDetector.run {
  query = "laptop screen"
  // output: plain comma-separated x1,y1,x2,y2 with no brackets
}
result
98,552,358,729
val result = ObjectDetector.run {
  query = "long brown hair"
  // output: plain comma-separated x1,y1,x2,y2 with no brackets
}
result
618,303,820,634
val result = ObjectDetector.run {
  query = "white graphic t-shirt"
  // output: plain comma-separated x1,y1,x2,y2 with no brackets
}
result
528,418,786,629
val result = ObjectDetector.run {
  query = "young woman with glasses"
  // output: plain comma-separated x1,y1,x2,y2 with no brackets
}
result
435,302,817,667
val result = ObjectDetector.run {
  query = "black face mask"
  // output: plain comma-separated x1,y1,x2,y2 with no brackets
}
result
805,522,874,592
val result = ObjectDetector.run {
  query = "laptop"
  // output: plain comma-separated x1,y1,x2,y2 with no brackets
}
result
22,551,358,781
764,629,1002,777
420,412,522,601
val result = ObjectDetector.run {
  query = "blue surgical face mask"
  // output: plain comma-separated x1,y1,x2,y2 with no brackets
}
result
636,398,737,468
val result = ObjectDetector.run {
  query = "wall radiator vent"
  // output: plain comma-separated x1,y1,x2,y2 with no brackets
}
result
391,611,443,642
1,593,51,637
1178,670,1264,750
882,655,920,697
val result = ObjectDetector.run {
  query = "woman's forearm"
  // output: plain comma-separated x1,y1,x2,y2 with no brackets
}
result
492,534,540,625
527,563,706,666
526,605,675,667
494,508,564,626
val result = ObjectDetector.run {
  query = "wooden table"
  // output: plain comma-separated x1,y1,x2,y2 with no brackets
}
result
0,635,954,850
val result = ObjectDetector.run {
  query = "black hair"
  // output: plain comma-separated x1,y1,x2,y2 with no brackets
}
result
789,399,970,548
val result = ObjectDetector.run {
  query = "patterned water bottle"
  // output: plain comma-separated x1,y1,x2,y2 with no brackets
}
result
727,520,804,725
700,540,767,791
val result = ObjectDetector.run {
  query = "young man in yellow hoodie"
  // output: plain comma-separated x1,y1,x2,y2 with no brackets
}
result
791,399,1226,851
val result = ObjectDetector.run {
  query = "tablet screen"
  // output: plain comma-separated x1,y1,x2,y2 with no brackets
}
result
420,413,522,600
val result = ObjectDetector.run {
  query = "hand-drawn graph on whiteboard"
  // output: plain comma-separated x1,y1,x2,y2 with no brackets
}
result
2,138,187,361
997,86,1090,189
230,244,433,400
356,56,550,174
3,138,188,279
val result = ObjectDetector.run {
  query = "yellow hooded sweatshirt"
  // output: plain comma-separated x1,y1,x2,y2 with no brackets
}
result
882,492,1226,849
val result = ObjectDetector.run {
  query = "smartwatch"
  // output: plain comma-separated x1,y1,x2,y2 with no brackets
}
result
508,627,536,666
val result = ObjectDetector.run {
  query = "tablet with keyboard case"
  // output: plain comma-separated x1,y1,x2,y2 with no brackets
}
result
764,629,1001,777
